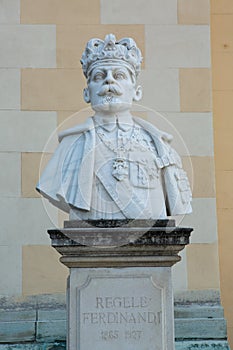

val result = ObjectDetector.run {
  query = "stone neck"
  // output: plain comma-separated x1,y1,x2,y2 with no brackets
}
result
94,110,133,125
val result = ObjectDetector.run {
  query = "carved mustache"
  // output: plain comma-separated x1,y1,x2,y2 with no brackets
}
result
97,84,123,96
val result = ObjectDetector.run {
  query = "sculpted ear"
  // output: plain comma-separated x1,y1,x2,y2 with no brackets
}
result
83,88,90,103
133,85,142,102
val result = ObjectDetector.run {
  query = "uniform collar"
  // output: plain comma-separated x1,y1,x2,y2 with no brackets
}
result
94,113,134,132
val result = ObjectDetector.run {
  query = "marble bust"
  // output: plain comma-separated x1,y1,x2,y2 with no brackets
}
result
36,34,192,220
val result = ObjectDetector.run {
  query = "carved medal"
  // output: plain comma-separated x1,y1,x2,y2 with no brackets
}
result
112,158,129,181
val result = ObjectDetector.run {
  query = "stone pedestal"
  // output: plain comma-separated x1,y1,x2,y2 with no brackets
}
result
48,220,192,350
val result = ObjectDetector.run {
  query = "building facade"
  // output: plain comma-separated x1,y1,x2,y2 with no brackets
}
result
0,0,232,347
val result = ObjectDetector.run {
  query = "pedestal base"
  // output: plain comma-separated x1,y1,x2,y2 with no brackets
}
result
48,220,192,350
68,267,173,350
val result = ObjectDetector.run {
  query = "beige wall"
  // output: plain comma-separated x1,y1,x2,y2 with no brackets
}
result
0,0,224,333
211,0,233,346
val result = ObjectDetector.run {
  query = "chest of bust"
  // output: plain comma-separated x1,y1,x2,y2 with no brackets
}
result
95,124,161,189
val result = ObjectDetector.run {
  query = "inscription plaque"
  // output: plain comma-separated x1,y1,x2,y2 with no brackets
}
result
76,274,165,350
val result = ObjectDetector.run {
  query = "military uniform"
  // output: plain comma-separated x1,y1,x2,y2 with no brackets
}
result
37,116,192,219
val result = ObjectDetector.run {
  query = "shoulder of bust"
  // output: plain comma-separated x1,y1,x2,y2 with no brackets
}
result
133,116,183,167
133,116,173,143
58,117,94,142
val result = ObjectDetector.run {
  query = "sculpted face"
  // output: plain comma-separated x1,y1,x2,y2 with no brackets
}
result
84,64,142,113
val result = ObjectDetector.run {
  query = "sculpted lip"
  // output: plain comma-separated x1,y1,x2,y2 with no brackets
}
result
97,84,123,96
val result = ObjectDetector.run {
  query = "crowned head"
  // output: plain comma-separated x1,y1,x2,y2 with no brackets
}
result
81,34,143,114
81,34,142,80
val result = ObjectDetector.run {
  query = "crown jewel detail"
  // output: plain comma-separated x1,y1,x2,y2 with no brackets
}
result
81,34,142,78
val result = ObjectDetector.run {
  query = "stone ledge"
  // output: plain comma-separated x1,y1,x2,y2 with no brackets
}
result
48,223,192,268
0,290,221,309
0,304,228,343
174,290,221,305
0,343,66,349
0,321,35,343
175,305,224,319
175,341,230,349
0,341,229,350
37,320,66,342
175,318,227,340
0,310,36,322
49,219,191,247
64,219,176,228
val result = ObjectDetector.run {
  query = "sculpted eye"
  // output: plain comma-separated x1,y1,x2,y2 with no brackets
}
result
93,72,105,81
114,71,127,80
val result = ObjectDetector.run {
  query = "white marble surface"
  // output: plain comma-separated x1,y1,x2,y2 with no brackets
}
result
145,25,211,68
0,152,21,197
0,69,20,109
101,0,177,24
68,267,174,350
0,245,22,295
0,0,20,23
0,25,56,68
0,111,57,152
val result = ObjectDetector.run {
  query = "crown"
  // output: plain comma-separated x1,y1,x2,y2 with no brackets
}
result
81,34,143,78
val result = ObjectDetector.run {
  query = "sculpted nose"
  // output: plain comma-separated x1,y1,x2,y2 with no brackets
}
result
104,71,115,84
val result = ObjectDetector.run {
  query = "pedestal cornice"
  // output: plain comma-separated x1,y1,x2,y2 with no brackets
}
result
48,220,193,268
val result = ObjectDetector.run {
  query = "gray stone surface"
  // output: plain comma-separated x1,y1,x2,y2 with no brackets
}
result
175,341,230,350
0,344,66,350
0,299,228,345
68,267,174,349
174,289,221,304
0,290,221,310
49,224,191,350
175,318,227,340
0,321,35,342
0,342,230,350
38,309,66,321
37,309,66,342
37,320,66,342
0,310,36,322
48,224,192,268
175,305,224,319
0,294,66,310
0,341,229,350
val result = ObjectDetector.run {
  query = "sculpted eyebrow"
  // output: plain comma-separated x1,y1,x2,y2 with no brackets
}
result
114,68,127,73
93,70,105,75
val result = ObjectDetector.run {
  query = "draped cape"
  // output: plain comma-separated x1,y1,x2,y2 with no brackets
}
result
36,117,192,216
